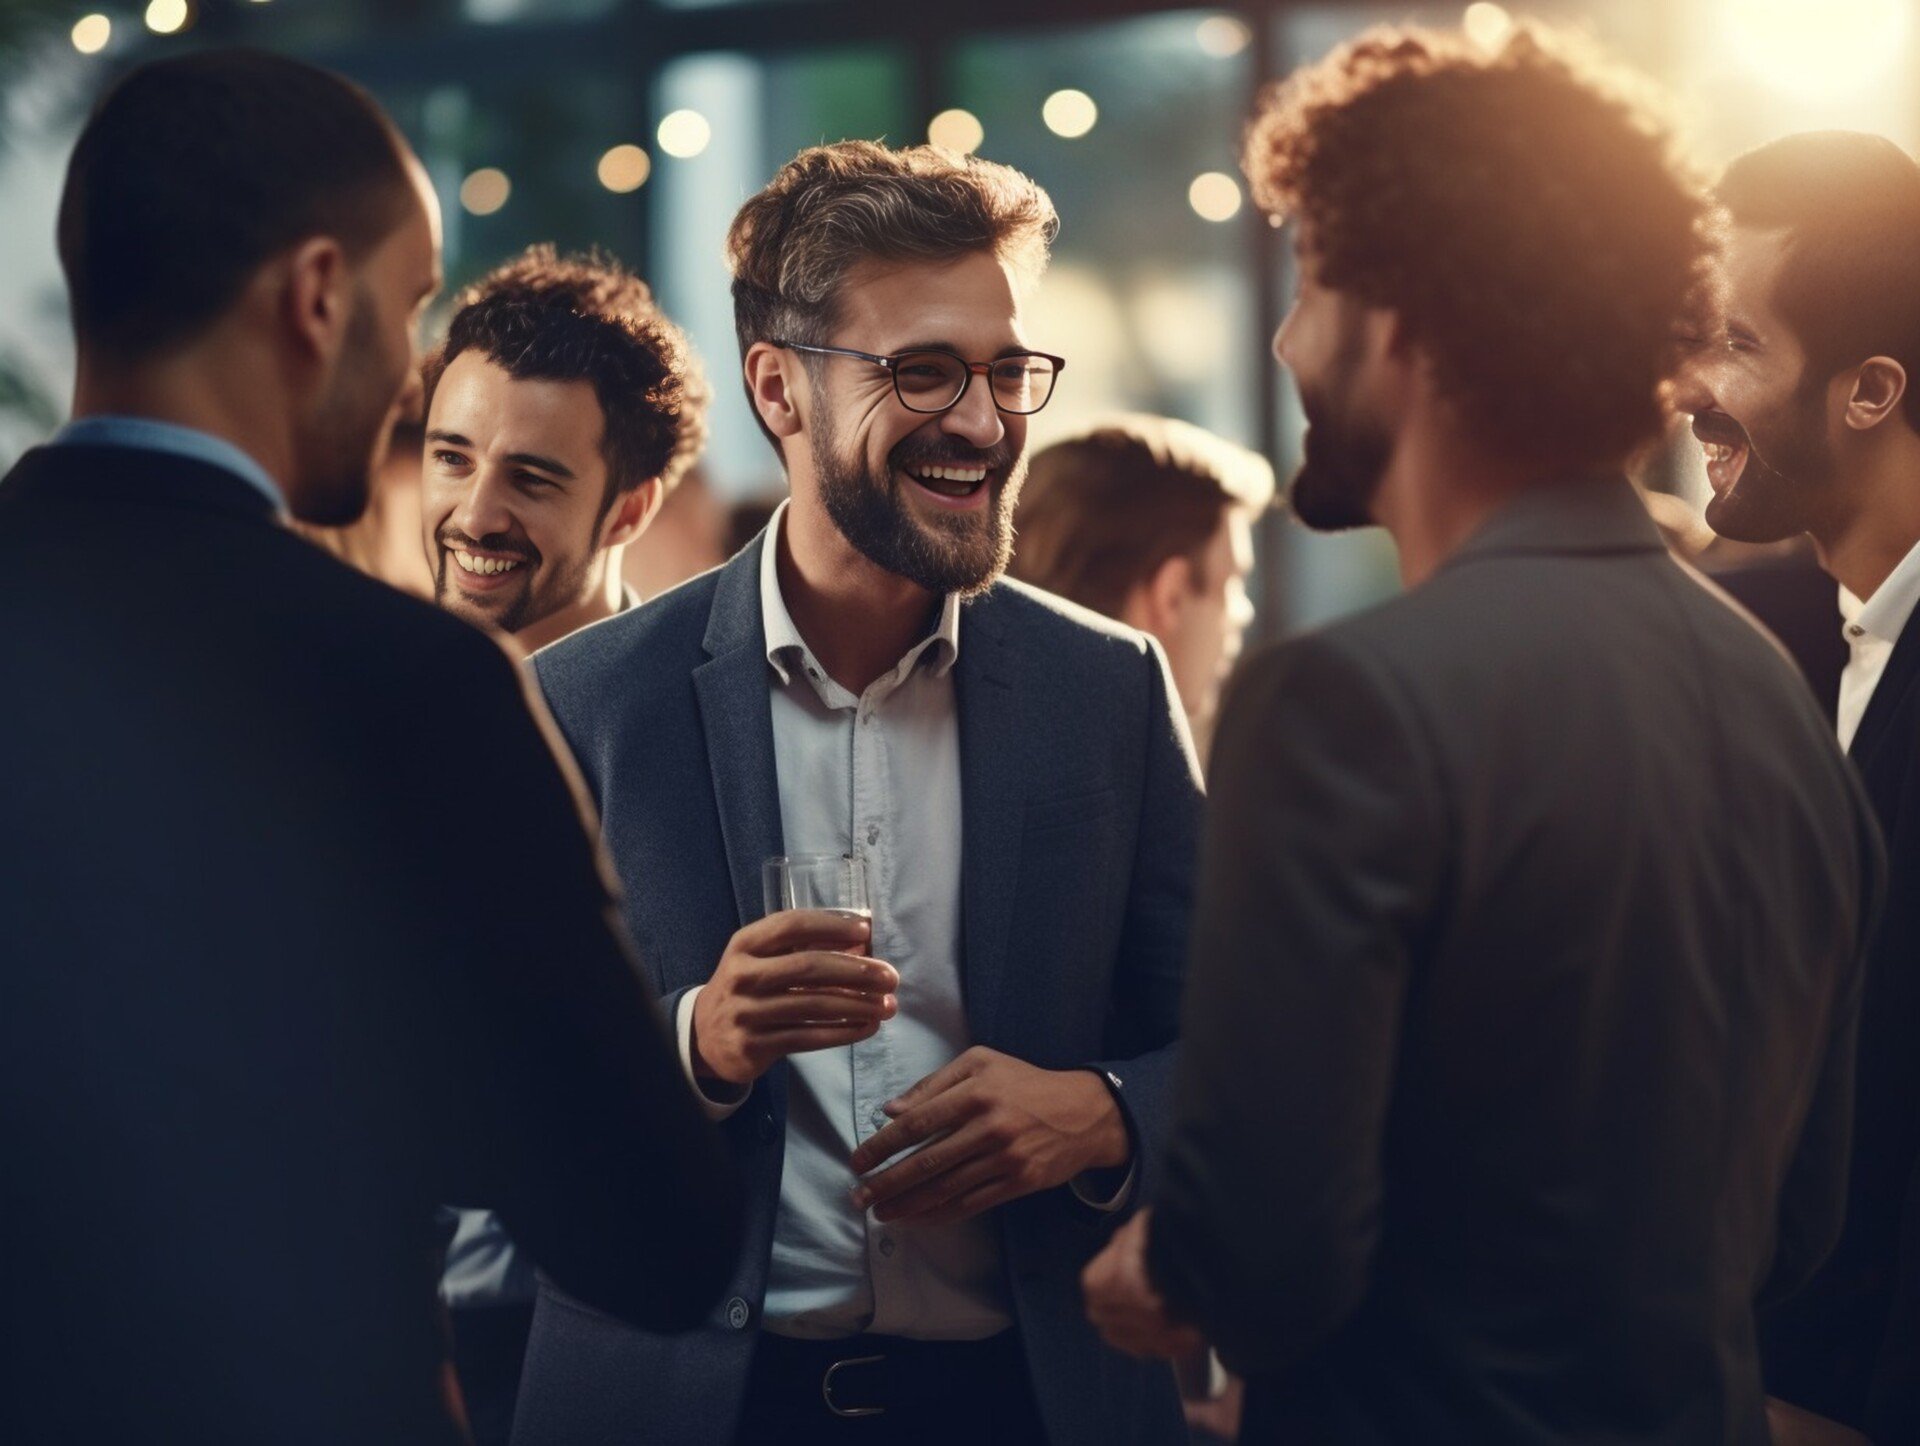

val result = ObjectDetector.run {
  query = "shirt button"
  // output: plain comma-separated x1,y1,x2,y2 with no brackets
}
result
866,824,880,845
725,1297,751,1330
862,713,874,726
870,1105,890,1129
878,1236,896,1258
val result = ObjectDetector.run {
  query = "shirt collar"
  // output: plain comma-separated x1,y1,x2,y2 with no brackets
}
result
1853,535,1920,648
52,416,286,515
758,498,961,689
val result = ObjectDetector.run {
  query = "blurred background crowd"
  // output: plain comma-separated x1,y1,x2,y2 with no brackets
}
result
4,0,1915,647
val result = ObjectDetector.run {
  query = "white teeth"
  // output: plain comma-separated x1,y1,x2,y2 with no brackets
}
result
918,465,988,483
454,550,520,576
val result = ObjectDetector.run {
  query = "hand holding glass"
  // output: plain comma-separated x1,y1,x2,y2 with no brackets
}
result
763,853,871,937
688,855,897,1086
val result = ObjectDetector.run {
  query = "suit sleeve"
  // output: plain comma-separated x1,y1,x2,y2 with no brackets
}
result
1760,778,1885,1308
1145,634,1445,1376
1086,635,1206,1213
428,630,742,1331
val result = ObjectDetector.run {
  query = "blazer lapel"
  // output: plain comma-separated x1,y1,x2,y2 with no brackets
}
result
955,589,1026,1049
1850,607,1920,772
692,535,785,929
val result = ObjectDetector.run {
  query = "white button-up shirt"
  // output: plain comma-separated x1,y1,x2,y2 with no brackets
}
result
677,502,1012,1341
1837,537,1920,751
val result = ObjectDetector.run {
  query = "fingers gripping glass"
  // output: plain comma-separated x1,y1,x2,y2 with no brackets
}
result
771,340,1065,415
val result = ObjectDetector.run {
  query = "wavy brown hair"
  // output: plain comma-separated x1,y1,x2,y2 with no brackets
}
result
726,141,1058,449
1246,23,1717,465
422,244,707,505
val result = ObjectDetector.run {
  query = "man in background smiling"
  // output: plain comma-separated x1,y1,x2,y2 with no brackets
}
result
422,242,710,1446
421,244,708,655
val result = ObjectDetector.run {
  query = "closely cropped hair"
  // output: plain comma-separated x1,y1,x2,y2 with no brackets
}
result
1718,132,1920,429
1246,23,1716,465
1012,415,1274,620
726,141,1057,440
59,49,411,360
422,245,708,503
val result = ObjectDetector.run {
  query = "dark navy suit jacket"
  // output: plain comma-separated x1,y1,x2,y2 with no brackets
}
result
512,535,1203,1446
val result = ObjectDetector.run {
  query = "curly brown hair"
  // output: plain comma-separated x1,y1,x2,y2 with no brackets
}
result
1246,23,1717,465
421,244,708,505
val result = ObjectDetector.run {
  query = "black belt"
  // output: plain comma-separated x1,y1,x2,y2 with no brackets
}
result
746,1329,1033,1424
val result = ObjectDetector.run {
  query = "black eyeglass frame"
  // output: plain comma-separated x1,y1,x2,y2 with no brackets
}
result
768,339,1067,415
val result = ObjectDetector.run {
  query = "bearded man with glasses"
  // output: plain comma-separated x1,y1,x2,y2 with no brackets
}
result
510,140,1201,1446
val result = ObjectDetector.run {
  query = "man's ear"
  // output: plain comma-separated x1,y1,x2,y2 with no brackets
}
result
603,477,663,548
744,342,806,441
1126,553,1194,637
1844,356,1908,432
279,236,352,369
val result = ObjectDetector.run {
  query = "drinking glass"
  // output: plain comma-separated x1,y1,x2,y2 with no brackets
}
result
762,853,870,925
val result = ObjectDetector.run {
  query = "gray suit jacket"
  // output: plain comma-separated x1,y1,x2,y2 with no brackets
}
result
512,534,1202,1446
1148,477,1883,1446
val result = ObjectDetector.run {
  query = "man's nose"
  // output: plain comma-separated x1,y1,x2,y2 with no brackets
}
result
1272,304,1301,370
940,370,1007,450
1229,583,1257,630
451,469,515,543
1669,359,1714,419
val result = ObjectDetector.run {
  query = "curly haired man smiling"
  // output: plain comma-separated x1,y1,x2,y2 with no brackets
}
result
1085,24,1883,1446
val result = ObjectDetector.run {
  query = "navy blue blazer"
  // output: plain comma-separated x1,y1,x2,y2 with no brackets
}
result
512,534,1202,1446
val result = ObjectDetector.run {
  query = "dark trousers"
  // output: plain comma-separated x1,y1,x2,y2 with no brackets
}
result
448,1301,535,1446
733,1330,1050,1446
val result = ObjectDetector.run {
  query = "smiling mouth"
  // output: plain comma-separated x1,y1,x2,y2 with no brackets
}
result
451,549,525,577
1696,437,1749,496
904,463,991,500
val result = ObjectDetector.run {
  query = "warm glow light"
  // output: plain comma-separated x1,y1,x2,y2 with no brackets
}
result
71,13,111,52
460,168,511,216
1042,90,1098,140
657,110,711,160
1463,2,1514,50
597,144,652,193
1722,0,1909,101
145,0,190,35
928,108,984,155
1189,172,1243,223
1196,15,1252,58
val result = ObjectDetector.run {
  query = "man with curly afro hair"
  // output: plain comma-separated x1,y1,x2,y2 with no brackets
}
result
419,244,708,653
1085,23,1883,1446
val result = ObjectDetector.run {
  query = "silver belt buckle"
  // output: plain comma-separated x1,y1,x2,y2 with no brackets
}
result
821,1353,887,1418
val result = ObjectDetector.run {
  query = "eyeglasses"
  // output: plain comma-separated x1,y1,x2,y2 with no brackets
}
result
770,340,1066,415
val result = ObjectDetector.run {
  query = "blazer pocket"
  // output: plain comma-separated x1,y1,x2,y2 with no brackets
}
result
1023,786,1118,834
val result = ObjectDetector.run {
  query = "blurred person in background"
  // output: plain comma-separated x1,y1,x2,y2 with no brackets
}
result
421,243,708,656
622,464,730,599
1012,414,1273,758
514,139,1202,1446
421,242,711,1446
0,49,738,1445
1678,129,1920,1446
1084,26,1881,1446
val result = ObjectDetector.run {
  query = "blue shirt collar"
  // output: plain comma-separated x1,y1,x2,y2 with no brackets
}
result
52,416,286,515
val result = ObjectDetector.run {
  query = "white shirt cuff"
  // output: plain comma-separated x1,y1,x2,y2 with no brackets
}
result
1069,1159,1136,1213
676,985,751,1122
